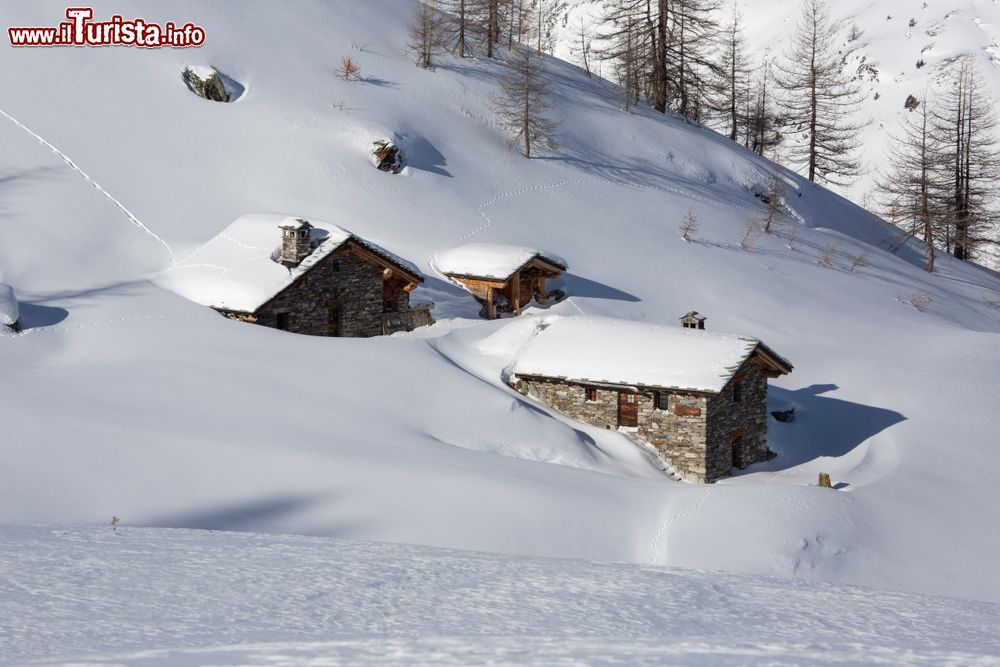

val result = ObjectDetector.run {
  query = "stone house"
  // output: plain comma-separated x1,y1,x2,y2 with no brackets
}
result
436,242,567,318
161,213,433,337
509,316,793,483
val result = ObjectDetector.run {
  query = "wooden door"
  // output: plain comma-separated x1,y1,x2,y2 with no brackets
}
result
383,278,400,313
327,300,341,337
731,430,745,469
618,391,639,427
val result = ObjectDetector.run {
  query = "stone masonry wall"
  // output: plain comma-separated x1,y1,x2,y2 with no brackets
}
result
513,377,711,483
705,360,771,483
253,245,410,338
515,362,772,483
633,391,710,483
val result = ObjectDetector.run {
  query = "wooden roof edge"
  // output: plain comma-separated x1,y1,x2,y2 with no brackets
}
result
345,238,424,285
532,253,568,271
445,254,565,284
443,272,510,286
750,342,794,375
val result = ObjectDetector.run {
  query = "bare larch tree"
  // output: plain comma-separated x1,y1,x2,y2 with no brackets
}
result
409,2,446,69
932,55,1000,262
494,47,560,157
874,90,948,272
775,0,863,186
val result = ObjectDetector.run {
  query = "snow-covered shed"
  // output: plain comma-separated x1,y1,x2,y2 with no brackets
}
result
436,243,567,319
160,214,432,337
509,317,793,483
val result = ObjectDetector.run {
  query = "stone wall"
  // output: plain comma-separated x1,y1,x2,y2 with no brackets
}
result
705,360,771,482
252,244,412,338
633,391,710,482
514,360,772,483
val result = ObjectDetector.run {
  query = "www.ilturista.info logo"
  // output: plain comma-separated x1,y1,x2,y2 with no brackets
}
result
8,7,205,48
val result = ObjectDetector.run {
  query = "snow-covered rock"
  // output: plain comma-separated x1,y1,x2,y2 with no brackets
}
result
0,282,18,330
371,139,403,173
183,65,231,102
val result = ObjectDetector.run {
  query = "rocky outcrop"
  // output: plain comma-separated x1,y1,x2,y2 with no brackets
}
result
183,66,231,103
371,140,404,173
0,282,19,332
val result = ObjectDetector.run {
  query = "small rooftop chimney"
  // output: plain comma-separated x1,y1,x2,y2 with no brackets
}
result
680,311,706,330
279,218,314,267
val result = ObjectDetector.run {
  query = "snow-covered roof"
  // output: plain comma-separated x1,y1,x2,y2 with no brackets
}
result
436,243,567,281
512,317,790,394
159,213,421,313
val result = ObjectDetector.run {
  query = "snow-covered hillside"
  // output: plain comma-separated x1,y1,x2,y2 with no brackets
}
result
6,525,1000,665
558,0,1000,208
1,0,1000,636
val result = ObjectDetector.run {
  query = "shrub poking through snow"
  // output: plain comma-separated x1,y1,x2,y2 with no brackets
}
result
0,283,19,332
739,220,761,250
336,56,361,80
759,178,785,233
817,241,840,267
371,140,404,173
679,209,700,242
850,252,873,272
900,290,934,311
818,472,832,488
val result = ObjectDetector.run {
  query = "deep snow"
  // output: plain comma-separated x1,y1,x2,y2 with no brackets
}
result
4,525,1000,665
0,0,999,624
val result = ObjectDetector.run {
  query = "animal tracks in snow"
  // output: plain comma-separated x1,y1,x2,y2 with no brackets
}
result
650,486,713,566
0,107,177,264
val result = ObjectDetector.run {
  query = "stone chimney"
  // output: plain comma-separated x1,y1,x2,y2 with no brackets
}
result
680,311,706,330
279,218,314,267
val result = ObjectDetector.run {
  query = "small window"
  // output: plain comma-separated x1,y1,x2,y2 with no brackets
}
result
332,261,342,272
733,381,743,403
656,392,669,410
585,387,597,402
275,312,290,331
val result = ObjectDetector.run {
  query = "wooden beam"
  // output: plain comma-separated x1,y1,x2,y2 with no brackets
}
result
511,271,521,315
486,288,496,319
347,241,422,285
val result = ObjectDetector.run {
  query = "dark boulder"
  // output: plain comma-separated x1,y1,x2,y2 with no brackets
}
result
771,407,795,423
183,66,231,103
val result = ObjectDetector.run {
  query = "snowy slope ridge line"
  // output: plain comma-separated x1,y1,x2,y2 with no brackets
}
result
0,106,176,264
0,311,210,338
